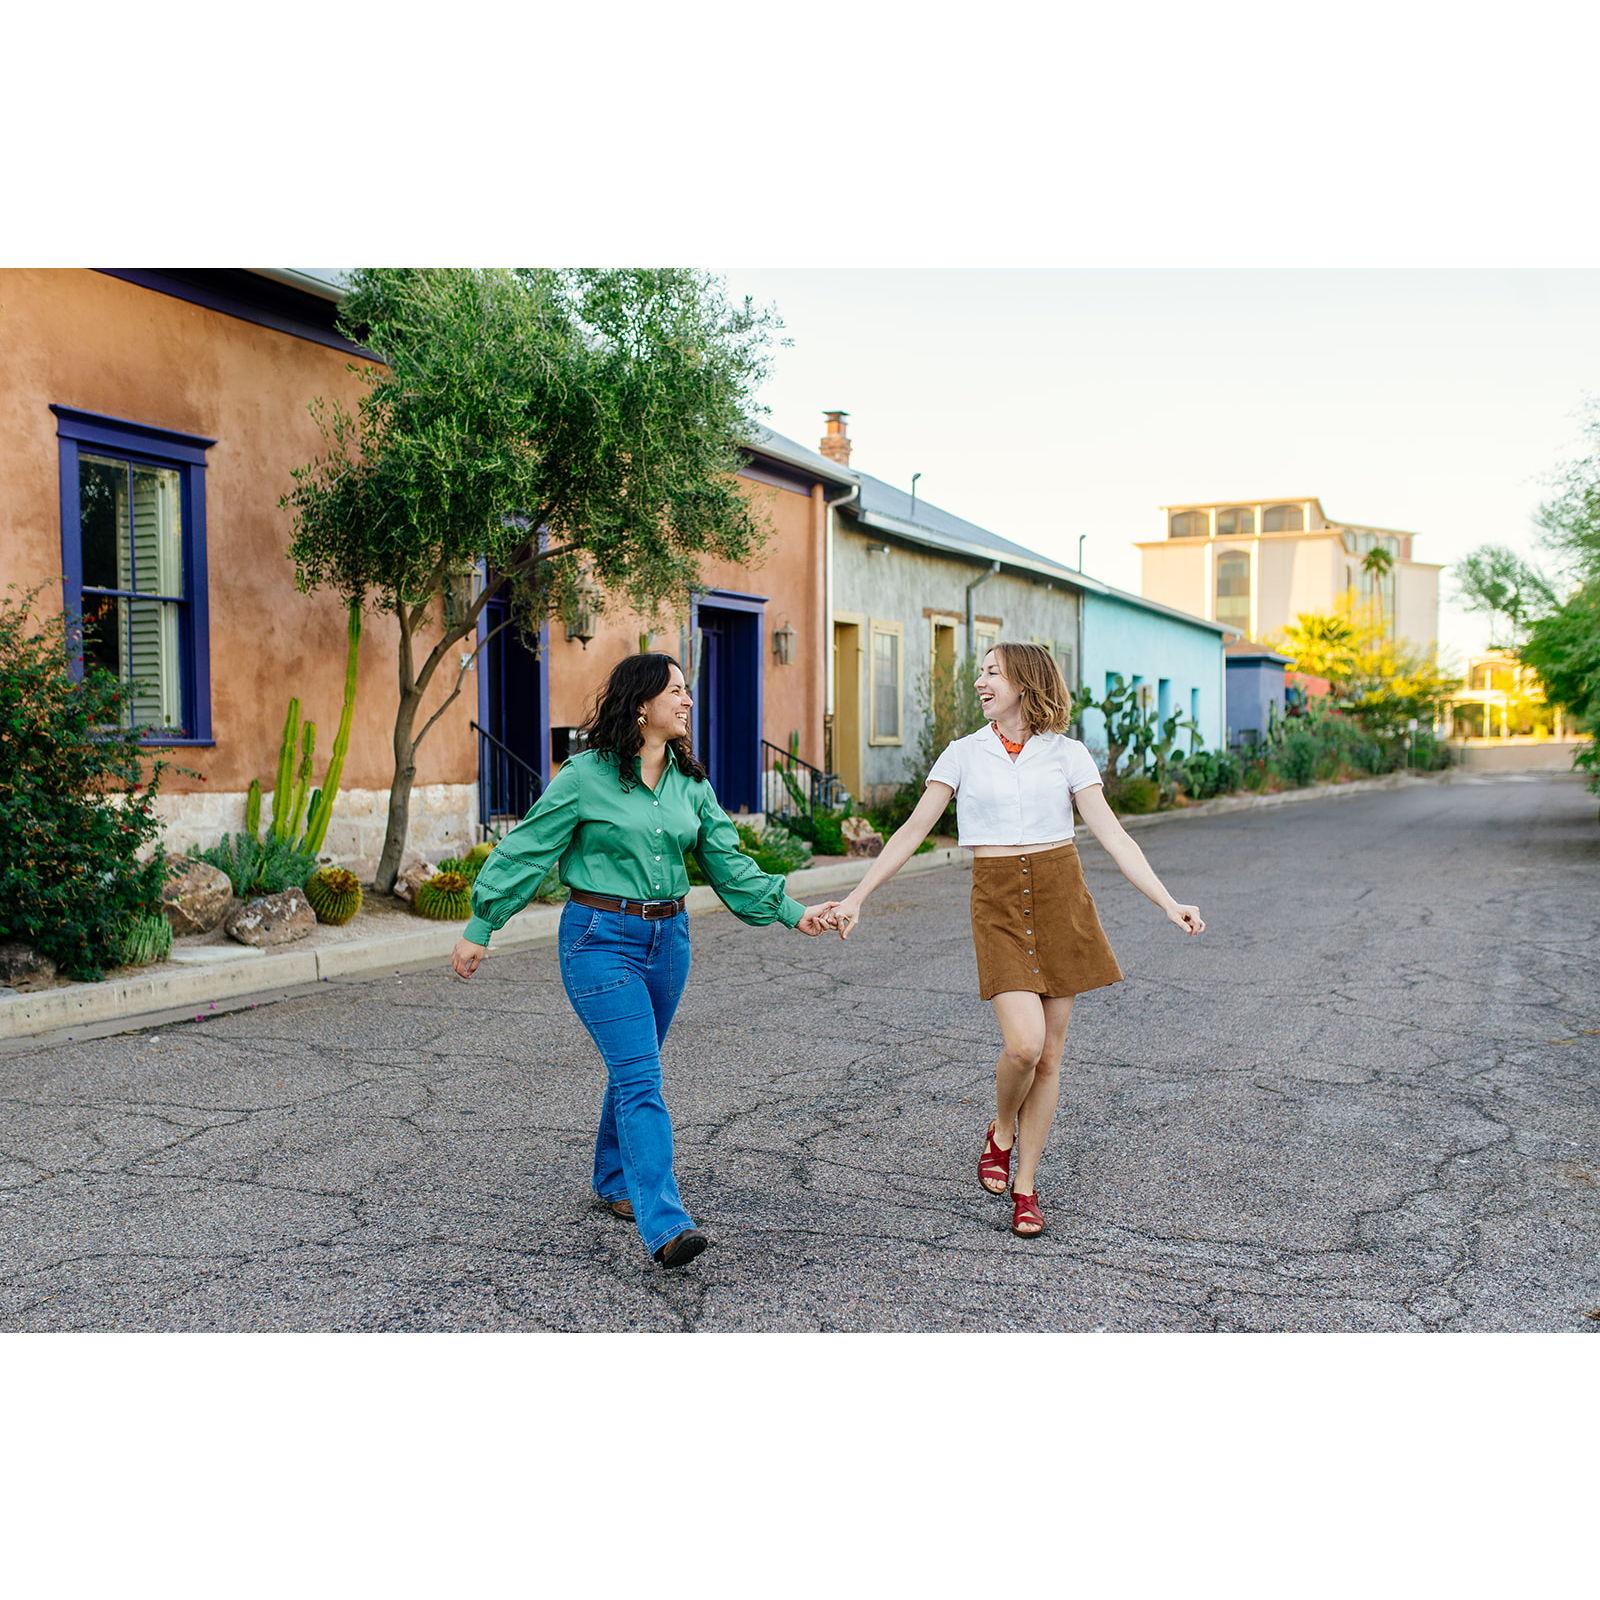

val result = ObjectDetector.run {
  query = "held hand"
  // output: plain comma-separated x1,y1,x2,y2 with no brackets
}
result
451,938,488,978
831,897,863,940
795,901,842,937
1167,903,1205,936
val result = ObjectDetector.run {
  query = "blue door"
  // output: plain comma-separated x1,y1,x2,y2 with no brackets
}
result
479,594,548,828
694,597,762,814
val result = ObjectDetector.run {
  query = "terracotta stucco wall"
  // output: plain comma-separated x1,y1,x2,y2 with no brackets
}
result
545,472,826,768
0,269,475,801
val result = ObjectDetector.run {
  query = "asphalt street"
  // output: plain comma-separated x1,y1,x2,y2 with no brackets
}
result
2,772,1597,1331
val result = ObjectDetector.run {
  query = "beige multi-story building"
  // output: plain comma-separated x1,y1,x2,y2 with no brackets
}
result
1136,497,1441,651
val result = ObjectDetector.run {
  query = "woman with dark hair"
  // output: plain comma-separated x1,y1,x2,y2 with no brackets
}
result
826,643,1205,1240
451,652,838,1270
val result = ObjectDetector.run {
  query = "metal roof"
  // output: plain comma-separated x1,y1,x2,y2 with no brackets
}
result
745,425,857,488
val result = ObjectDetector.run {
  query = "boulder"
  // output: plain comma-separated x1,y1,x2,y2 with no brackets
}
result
394,859,437,905
162,857,235,936
840,816,884,858
225,886,316,948
0,941,57,990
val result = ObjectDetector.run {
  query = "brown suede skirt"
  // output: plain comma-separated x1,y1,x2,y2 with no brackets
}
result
970,842,1124,1001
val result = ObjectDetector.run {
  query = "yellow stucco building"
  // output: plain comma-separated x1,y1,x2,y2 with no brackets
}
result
1137,497,1441,650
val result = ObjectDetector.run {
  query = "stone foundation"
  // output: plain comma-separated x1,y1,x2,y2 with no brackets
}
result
152,784,480,881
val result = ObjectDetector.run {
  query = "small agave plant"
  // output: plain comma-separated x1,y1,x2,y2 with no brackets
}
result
414,870,473,921
115,913,173,969
304,865,363,926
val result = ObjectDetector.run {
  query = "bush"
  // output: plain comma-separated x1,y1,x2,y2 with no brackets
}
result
193,831,318,898
1176,750,1241,800
736,820,813,875
1272,730,1320,788
1111,774,1159,814
783,805,852,857
1409,730,1453,771
0,590,170,981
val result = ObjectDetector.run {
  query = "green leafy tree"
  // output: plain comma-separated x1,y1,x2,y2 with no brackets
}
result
1455,398,1600,795
1454,545,1557,648
283,268,779,891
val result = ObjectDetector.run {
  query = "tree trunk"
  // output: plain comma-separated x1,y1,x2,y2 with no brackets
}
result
376,686,424,893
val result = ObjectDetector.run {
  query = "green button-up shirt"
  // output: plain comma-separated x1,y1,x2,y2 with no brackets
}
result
462,746,806,946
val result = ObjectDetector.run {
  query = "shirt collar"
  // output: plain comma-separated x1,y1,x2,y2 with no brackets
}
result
984,722,1043,763
632,741,681,780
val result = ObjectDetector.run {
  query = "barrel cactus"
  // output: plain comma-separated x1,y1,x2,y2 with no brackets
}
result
304,865,363,925
465,840,495,867
414,870,473,921
435,855,477,884
115,913,173,968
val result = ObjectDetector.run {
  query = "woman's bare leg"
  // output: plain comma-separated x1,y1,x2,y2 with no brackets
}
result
1013,995,1074,1198
988,991,1048,1156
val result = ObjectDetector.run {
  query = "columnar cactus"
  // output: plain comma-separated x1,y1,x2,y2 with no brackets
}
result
304,865,363,925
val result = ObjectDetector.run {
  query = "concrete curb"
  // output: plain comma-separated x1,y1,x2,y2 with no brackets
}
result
0,846,969,1046
1100,767,1453,838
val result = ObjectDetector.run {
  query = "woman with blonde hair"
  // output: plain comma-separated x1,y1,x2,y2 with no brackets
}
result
828,642,1204,1238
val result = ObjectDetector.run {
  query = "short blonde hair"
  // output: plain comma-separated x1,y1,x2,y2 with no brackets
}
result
991,641,1072,735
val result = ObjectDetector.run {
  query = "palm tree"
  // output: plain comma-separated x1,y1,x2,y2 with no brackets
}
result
1361,545,1395,634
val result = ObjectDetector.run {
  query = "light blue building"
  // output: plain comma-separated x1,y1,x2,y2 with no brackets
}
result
1078,584,1229,765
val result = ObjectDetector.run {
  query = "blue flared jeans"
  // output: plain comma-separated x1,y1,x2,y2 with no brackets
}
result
558,900,694,1256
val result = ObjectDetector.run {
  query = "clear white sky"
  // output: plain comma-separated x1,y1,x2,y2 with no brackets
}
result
721,270,1600,666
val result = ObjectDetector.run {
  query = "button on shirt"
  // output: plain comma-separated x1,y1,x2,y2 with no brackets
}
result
926,726,1104,846
462,747,806,946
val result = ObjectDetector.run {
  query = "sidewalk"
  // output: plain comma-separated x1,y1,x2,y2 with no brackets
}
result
0,768,1455,1048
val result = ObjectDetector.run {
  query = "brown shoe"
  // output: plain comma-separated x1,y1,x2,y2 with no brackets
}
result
654,1229,708,1269
595,1195,634,1220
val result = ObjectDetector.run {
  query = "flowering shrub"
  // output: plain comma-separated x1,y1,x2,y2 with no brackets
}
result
0,590,169,980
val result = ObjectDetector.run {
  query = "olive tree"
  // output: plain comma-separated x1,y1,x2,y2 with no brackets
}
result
283,269,778,891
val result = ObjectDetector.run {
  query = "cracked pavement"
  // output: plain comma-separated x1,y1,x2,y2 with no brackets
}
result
2,772,1597,1332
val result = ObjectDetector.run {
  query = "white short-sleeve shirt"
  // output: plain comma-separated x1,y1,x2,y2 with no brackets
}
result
926,725,1103,846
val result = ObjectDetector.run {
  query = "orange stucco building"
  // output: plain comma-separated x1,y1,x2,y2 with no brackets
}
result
0,269,847,872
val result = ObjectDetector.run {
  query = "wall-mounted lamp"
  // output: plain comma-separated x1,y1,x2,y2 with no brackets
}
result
564,575,601,649
772,620,796,666
442,562,484,629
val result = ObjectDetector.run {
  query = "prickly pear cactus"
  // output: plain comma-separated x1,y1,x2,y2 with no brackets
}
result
304,865,363,926
414,870,473,921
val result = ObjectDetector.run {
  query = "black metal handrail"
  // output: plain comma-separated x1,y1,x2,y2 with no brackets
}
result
761,739,841,818
473,720,544,841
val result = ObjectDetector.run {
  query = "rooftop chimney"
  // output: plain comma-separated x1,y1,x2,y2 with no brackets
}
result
819,410,852,466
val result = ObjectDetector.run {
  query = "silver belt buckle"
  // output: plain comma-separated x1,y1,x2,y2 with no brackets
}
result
643,898,676,920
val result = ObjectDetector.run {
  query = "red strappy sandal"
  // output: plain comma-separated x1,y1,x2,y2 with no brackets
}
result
1011,1190,1045,1237
979,1122,1013,1195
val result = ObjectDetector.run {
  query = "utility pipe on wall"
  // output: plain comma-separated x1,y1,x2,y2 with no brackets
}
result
965,560,1001,659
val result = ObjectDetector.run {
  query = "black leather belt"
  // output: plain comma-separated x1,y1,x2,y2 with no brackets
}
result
569,888,687,921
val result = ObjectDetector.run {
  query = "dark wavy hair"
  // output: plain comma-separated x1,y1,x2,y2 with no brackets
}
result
582,652,707,790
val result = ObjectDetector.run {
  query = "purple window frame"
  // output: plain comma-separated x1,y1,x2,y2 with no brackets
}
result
52,404,216,747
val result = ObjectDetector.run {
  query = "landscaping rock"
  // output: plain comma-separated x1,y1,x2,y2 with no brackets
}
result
0,942,57,990
394,859,437,905
225,887,316,948
162,857,235,936
840,816,884,857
